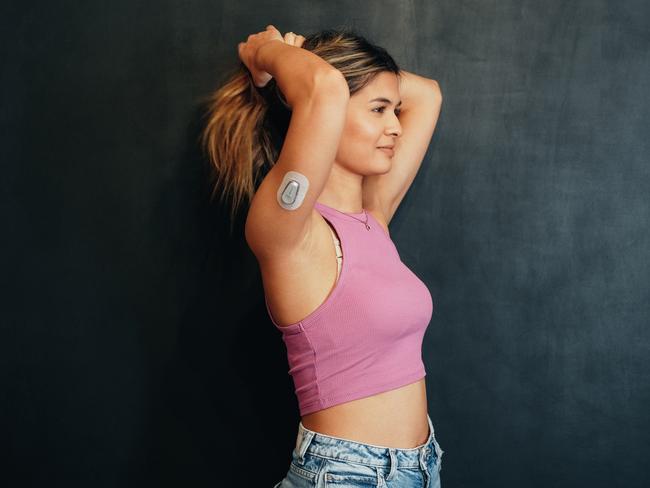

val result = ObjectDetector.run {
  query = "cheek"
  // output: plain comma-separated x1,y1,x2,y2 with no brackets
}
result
336,111,386,168
347,119,381,150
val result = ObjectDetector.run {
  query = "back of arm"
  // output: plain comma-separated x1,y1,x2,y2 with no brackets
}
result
245,52,349,261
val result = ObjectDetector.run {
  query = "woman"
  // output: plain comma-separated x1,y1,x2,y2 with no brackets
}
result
201,25,444,487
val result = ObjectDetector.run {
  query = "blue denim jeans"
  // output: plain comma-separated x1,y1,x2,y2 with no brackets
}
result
273,413,444,487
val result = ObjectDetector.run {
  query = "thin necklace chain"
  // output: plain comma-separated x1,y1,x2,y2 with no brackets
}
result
318,202,371,230
346,210,371,230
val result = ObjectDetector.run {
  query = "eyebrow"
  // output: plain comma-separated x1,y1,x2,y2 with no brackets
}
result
369,97,402,107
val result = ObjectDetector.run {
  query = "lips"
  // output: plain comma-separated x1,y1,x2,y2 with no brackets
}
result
378,146,394,156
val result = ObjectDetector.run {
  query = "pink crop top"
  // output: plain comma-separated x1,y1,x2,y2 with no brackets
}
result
265,201,434,416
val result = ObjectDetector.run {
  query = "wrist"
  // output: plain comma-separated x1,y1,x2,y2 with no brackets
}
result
255,39,286,73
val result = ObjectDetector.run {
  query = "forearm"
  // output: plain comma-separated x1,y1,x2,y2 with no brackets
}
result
398,70,442,112
256,41,345,107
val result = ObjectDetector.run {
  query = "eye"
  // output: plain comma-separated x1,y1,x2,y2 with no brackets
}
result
373,106,402,116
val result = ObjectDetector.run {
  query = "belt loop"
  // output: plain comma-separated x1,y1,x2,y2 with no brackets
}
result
419,446,430,487
433,436,444,472
295,423,315,465
385,448,397,481
421,414,434,464
428,414,444,472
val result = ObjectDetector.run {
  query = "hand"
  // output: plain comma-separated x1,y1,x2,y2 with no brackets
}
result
237,25,284,87
237,25,306,87
282,30,306,48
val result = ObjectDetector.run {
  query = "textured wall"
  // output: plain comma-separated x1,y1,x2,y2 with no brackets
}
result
2,1,649,487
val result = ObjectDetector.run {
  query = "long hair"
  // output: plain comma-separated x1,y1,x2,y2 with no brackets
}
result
198,28,401,230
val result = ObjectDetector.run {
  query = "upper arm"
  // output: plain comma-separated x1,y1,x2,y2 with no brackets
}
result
363,80,442,224
245,71,350,261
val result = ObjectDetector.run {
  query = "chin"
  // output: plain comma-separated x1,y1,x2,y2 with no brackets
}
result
364,167,391,177
376,160,393,174
351,156,392,176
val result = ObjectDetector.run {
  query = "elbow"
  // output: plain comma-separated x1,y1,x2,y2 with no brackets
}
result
430,79,442,101
313,68,350,101
286,67,349,108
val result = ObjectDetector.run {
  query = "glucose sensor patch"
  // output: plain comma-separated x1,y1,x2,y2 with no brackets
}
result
277,170,310,210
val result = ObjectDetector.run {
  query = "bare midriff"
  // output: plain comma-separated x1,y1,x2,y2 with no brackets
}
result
300,377,430,449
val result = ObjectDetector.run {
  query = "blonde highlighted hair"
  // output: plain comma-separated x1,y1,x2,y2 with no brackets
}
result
199,28,401,231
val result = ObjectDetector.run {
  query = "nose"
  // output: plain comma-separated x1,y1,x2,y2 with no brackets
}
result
387,119,402,138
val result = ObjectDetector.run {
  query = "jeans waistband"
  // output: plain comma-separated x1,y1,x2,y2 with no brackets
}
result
294,413,438,469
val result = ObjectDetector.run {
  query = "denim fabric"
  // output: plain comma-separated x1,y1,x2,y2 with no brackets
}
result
273,413,443,487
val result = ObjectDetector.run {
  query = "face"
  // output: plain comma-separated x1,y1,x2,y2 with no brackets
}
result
335,71,403,175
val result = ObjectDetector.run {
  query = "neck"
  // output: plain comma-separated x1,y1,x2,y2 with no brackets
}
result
317,164,364,213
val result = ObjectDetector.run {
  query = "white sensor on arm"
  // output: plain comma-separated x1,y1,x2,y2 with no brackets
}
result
277,170,310,210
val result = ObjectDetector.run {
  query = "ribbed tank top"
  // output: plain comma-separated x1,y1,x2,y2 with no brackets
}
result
265,201,434,416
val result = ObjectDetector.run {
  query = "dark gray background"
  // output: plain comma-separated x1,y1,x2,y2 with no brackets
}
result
2,1,649,487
